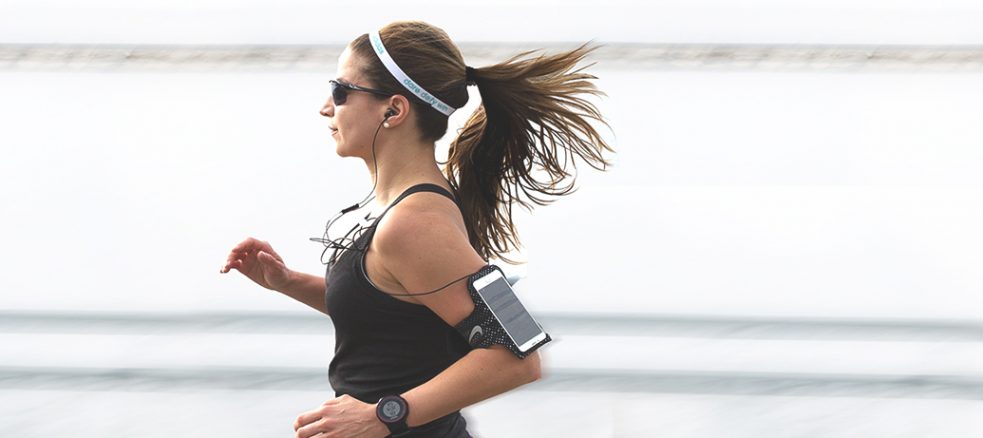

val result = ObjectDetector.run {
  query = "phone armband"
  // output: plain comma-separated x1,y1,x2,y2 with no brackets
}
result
453,264,552,359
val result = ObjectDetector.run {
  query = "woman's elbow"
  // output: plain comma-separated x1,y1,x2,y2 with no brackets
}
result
487,344,542,383
523,350,543,383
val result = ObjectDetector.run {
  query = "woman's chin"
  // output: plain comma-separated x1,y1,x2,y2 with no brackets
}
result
332,139,349,156
333,142,360,158
331,137,368,159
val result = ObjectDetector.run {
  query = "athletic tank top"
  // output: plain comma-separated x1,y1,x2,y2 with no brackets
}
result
324,183,473,437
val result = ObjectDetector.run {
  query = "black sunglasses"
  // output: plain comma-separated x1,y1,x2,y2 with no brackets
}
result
329,79,393,105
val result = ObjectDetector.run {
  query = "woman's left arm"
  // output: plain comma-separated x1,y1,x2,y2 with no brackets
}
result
402,345,541,427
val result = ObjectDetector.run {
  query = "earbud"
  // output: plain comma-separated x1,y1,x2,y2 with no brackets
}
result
383,108,396,128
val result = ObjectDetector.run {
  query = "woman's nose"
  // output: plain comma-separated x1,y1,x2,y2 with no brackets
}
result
319,98,334,117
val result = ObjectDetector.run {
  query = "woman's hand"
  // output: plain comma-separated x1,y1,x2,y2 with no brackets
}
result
293,394,389,438
219,237,291,292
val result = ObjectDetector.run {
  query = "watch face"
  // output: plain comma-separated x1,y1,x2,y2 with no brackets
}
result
379,398,406,422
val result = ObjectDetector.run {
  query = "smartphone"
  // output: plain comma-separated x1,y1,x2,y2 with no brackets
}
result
471,269,548,353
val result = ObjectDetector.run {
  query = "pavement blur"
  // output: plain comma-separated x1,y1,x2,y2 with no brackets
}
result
2,312,981,437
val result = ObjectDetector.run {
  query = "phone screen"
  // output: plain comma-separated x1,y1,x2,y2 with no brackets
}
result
474,271,545,351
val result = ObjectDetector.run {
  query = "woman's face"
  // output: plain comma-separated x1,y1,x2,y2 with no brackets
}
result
319,46,386,158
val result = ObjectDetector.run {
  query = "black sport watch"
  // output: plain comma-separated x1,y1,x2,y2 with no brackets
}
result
376,394,410,436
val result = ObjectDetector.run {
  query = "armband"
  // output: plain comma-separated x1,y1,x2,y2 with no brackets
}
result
454,264,552,359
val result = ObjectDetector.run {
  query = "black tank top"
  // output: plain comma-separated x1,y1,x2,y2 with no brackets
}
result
324,183,473,438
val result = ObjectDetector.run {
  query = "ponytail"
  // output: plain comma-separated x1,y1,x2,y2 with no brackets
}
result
445,43,615,264
350,21,614,264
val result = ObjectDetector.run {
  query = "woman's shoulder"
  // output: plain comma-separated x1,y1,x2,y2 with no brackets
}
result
380,186,467,237
373,190,478,261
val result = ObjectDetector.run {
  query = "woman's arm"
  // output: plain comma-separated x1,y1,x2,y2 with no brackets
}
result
292,347,541,438
402,345,540,427
221,237,329,315
277,270,329,315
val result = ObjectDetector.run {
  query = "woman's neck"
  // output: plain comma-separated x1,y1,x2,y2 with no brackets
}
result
367,143,447,210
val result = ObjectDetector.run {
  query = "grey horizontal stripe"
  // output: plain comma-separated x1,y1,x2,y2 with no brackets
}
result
545,314,983,342
1,44,982,71
1,366,979,400
0,366,332,392
1,310,981,341
0,311,336,335
538,369,983,400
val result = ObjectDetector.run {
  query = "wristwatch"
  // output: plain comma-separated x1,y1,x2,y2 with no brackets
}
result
376,394,410,435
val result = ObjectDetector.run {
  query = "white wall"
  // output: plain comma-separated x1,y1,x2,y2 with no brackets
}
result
1,66,981,319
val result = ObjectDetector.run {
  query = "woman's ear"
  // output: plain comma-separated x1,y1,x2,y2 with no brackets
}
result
384,95,411,127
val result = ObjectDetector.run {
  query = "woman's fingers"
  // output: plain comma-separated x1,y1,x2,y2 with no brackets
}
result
229,238,266,256
226,249,255,263
293,407,324,432
220,259,242,273
225,241,269,263
221,238,279,274
221,252,273,271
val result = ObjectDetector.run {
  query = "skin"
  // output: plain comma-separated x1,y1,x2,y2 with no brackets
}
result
222,45,542,438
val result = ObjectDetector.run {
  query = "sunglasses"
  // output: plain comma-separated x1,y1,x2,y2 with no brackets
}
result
329,79,393,105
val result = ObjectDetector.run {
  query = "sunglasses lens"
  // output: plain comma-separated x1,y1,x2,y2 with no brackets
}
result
330,81,348,105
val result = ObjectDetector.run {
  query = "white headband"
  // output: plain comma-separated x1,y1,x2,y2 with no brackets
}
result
369,30,456,117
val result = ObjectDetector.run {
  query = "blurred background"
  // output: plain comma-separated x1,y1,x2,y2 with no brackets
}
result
1,1,982,436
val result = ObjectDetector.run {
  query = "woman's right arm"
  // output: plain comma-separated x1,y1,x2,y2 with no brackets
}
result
277,270,329,315
221,237,329,315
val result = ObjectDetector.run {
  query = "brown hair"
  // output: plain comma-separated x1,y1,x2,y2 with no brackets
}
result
350,21,614,264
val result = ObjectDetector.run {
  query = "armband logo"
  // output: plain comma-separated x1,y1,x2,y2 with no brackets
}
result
468,325,484,343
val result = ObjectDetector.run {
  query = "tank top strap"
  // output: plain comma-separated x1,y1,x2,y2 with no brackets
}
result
370,183,458,228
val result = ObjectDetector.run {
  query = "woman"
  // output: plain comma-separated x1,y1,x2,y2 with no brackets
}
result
220,21,613,437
